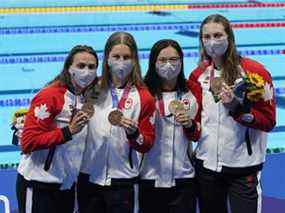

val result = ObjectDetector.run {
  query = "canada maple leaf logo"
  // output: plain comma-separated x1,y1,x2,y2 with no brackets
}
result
34,104,51,120
149,111,155,125
263,82,274,102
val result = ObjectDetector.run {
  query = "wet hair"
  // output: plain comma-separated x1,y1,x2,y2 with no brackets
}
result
199,14,241,85
100,32,144,90
144,39,188,98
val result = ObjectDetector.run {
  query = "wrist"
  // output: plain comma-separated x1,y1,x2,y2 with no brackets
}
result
126,128,139,140
183,120,196,132
62,126,73,142
183,119,193,128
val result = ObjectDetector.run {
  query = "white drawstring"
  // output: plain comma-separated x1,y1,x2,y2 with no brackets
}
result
0,195,10,213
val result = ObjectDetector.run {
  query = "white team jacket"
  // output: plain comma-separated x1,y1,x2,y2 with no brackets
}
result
140,83,202,187
80,85,155,186
190,58,276,173
18,83,88,189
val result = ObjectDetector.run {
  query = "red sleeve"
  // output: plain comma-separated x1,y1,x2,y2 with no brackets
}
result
183,79,202,142
189,66,204,84
21,86,69,153
231,59,276,132
126,87,156,153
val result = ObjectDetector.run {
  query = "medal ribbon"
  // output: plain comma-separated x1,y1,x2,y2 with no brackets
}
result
157,90,182,117
110,82,132,110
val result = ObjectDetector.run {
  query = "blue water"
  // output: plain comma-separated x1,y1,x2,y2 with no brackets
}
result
0,0,285,164
0,1,285,213
0,0,251,8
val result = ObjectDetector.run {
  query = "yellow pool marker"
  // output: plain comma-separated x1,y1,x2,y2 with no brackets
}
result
0,4,189,14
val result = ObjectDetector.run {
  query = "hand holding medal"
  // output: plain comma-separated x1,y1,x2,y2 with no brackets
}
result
81,101,95,119
108,109,123,126
210,77,224,102
168,100,192,127
168,100,185,116
68,102,94,135
108,109,138,134
219,82,235,104
108,82,133,129
210,77,236,104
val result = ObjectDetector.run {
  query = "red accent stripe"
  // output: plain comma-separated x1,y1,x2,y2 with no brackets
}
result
232,22,285,28
187,3,285,9
282,50,285,54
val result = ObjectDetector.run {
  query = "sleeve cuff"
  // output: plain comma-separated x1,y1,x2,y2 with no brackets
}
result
126,128,140,140
229,101,251,118
183,120,196,133
61,126,72,143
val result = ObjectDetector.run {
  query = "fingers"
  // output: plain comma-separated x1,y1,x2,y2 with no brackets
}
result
74,112,89,125
69,111,89,135
175,110,192,127
219,83,234,103
120,117,138,134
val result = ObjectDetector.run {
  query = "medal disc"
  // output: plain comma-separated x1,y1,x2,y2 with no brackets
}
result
210,77,223,95
168,100,185,115
108,110,123,126
81,102,95,119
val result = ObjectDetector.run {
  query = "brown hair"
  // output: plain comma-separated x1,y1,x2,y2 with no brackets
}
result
48,45,100,100
100,32,144,90
199,14,241,85
49,45,99,87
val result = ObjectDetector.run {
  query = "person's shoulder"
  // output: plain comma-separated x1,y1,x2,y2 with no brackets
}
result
187,78,201,90
186,79,202,99
241,57,272,80
36,82,66,100
136,85,155,103
241,57,265,70
191,64,206,75
190,61,210,80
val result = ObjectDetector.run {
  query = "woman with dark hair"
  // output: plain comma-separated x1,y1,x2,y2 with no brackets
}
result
16,45,99,213
139,39,202,213
189,14,276,213
77,32,156,213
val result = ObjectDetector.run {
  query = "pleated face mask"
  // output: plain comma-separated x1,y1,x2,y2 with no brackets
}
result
204,38,229,58
69,66,97,88
108,59,133,80
156,61,181,80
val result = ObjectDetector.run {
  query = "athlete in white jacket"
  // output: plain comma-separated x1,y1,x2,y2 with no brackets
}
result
139,39,202,213
189,14,276,213
16,45,99,213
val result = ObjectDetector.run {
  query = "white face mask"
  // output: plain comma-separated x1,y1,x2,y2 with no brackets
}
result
108,59,133,80
204,38,228,58
69,67,96,88
156,61,181,80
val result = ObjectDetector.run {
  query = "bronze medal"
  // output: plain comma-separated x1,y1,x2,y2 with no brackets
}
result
108,110,123,126
81,102,95,119
210,77,223,96
168,100,185,115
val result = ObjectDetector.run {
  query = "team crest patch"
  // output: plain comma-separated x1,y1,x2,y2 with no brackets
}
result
34,104,50,120
182,99,190,110
124,98,133,109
